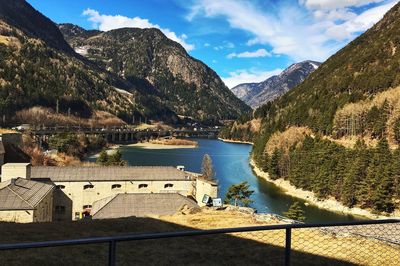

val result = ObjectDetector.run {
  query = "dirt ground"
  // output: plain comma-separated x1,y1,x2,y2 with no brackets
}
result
0,208,398,266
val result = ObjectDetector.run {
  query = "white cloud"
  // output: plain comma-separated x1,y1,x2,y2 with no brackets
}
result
82,8,194,51
204,43,210,47
227,48,272,59
188,0,397,61
222,68,283,88
300,0,385,10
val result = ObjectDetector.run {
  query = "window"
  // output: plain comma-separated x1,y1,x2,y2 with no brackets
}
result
83,205,92,209
83,184,94,190
55,205,66,214
138,184,148,189
164,183,174,188
111,184,122,189
56,185,65,190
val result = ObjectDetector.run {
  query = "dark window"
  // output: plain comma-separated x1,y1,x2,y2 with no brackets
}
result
164,183,174,188
138,184,148,189
83,205,92,209
83,184,94,190
55,205,65,214
56,185,65,190
111,184,122,189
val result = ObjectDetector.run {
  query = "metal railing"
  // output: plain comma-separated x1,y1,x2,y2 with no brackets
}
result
0,219,399,266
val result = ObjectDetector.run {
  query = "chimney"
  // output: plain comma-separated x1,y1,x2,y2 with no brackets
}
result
1,163,32,183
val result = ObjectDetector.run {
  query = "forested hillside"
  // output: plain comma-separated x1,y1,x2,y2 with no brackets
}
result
222,2,400,214
59,23,251,122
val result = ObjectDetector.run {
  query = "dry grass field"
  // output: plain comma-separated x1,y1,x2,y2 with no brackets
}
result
0,208,398,265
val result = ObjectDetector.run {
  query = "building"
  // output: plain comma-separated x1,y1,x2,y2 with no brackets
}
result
1,163,218,222
91,193,200,219
0,177,54,223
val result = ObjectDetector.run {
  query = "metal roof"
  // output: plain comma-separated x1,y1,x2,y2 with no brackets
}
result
31,166,192,182
0,178,54,210
92,193,199,219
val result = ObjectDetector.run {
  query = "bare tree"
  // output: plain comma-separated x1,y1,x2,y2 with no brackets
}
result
201,154,215,181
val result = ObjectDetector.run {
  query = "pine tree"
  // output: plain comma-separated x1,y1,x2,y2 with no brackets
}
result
96,149,109,166
224,182,254,207
283,202,306,221
269,148,281,180
108,149,127,166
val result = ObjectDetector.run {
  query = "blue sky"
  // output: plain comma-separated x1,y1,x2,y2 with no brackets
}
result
27,0,399,88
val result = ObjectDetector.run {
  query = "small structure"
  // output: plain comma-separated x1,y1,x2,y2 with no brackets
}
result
91,193,199,219
0,177,54,223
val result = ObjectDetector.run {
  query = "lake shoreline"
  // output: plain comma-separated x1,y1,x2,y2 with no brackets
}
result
127,142,197,149
250,158,399,220
218,138,253,145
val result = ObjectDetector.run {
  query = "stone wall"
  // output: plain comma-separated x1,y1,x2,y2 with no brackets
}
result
53,180,194,220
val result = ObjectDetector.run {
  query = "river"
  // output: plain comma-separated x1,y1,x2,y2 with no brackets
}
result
88,138,361,223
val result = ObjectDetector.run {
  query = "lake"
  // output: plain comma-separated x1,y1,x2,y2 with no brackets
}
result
89,138,361,223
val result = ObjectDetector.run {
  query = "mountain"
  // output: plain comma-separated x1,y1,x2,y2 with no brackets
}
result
0,0,180,126
58,23,251,121
0,0,249,127
222,2,400,214
231,61,321,109
0,0,74,55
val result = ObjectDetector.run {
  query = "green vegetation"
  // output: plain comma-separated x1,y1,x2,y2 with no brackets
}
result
224,182,254,207
284,202,306,221
59,24,251,121
49,133,106,158
219,3,400,214
96,149,127,166
201,154,215,181
258,137,400,213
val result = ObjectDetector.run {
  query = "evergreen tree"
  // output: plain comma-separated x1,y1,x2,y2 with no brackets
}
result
283,202,306,221
224,182,254,207
269,148,281,180
108,149,127,166
96,149,109,166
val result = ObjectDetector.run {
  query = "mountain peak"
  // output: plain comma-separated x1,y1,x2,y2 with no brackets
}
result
231,60,321,109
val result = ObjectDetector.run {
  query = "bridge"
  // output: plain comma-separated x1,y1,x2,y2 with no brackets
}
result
29,126,220,143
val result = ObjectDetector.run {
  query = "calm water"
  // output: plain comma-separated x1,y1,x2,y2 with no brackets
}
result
89,139,361,223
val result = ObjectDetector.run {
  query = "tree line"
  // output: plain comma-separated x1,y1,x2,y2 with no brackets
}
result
256,136,400,213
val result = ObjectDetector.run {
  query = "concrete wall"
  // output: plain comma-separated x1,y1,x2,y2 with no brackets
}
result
0,210,33,223
33,190,53,222
195,179,218,207
1,163,31,182
53,180,194,220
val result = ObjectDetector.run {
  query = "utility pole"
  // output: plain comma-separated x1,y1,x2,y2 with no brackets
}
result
56,99,59,114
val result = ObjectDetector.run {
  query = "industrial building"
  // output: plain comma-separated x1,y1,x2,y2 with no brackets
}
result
0,163,218,222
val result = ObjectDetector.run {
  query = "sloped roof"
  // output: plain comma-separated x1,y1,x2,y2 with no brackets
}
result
0,178,54,210
31,166,192,182
92,193,199,219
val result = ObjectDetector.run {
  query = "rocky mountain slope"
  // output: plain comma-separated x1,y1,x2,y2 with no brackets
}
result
231,61,320,109
0,0,179,125
222,2,400,214
0,0,249,126
59,23,250,121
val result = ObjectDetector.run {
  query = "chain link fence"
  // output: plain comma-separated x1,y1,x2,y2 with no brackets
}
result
0,220,399,265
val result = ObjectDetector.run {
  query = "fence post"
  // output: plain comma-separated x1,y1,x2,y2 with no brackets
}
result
285,228,291,266
108,240,116,266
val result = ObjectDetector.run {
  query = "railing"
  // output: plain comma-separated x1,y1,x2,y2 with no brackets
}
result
0,219,399,266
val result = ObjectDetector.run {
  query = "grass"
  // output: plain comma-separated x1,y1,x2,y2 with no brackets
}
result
0,209,398,265
150,138,198,146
